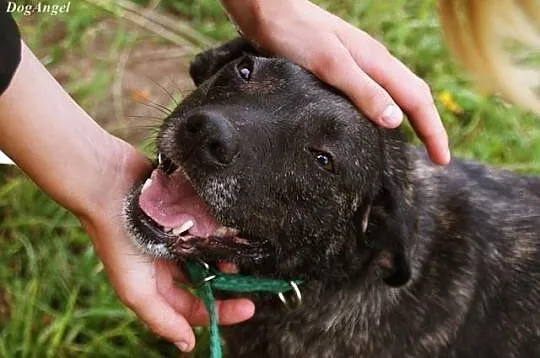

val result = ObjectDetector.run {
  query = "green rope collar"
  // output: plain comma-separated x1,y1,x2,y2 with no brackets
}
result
185,259,303,358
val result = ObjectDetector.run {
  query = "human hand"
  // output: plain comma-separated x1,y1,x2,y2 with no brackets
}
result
79,141,255,352
0,42,254,353
221,0,450,165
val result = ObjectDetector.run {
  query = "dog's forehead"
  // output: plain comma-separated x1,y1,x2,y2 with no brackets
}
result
193,55,364,126
213,55,314,94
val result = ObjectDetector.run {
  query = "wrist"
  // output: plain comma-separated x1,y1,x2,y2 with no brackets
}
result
0,43,151,223
76,135,151,225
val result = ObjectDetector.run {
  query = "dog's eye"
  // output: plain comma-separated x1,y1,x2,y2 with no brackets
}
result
236,57,253,81
310,149,336,173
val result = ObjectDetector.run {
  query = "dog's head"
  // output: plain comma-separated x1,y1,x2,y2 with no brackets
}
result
124,38,416,286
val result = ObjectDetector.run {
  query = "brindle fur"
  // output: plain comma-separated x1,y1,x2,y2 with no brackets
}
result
125,38,540,357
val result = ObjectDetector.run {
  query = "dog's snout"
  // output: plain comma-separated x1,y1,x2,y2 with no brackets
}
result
178,111,240,166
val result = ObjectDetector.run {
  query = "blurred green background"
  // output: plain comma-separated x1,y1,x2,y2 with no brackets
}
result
1,0,539,357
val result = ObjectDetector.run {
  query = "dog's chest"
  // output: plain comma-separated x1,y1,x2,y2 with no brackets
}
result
223,289,393,358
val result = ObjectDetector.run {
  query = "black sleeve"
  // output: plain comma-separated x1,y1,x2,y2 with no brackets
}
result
0,0,21,95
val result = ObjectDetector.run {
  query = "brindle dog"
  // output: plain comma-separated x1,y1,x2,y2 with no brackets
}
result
124,38,540,357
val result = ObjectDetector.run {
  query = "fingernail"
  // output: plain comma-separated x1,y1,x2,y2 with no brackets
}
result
380,104,403,127
175,341,190,352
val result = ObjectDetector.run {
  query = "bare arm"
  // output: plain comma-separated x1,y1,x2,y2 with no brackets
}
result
0,44,137,217
0,43,254,352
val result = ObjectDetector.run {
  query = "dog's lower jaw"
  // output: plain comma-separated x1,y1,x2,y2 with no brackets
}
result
235,231,380,285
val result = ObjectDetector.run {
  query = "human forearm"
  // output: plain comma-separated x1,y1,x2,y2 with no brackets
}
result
0,42,149,218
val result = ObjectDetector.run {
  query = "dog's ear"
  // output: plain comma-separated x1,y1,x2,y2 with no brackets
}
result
189,37,256,86
360,129,416,287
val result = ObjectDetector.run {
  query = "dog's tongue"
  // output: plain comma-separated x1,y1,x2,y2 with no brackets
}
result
138,169,220,237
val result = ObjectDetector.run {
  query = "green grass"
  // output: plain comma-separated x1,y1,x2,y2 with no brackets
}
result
1,0,539,357
0,171,178,357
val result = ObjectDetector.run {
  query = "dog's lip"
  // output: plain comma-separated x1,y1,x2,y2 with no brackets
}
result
136,204,246,249
131,198,265,266
132,155,264,258
138,164,221,234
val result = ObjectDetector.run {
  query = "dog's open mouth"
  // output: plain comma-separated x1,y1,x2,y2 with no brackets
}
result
129,154,269,262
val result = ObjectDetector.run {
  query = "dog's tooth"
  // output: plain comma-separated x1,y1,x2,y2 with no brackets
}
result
172,220,194,236
158,153,163,165
215,226,239,237
215,226,228,237
141,178,152,193
164,227,173,233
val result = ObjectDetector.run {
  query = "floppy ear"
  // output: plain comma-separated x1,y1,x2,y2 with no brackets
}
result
360,129,416,287
189,37,256,86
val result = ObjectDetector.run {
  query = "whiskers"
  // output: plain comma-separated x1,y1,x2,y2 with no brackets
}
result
119,77,188,142
125,75,192,124
146,75,180,108
130,95,174,117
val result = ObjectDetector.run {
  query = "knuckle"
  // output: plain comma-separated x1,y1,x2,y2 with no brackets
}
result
417,79,433,97
309,50,344,78
366,87,391,109
361,42,391,73
408,78,435,112
372,41,391,58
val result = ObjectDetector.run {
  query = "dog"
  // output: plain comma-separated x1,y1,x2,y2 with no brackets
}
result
124,38,540,357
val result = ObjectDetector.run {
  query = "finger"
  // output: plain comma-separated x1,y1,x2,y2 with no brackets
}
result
307,37,404,129
160,282,255,326
342,29,450,165
406,100,449,165
123,288,196,352
213,298,255,325
367,57,449,164
163,260,188,281
155,261,255,326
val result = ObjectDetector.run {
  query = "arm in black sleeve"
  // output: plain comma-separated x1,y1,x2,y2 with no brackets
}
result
0,0,21,95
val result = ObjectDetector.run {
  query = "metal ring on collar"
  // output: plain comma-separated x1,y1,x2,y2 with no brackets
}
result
195,274,217,288
195,258,211,271
277,281,302,309
191,259,217,288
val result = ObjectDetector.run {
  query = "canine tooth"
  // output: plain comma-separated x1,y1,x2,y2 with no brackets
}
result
362,205,371,234
215,226,240,237
215,226,228,237
158,153,163,165
172,220,194,236
141,178,152,193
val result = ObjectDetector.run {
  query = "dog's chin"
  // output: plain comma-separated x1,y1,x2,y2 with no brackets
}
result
122,158,271,264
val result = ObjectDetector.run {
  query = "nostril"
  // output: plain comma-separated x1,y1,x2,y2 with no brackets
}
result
209,140,223,156
185,115,204,134
208,140,233,164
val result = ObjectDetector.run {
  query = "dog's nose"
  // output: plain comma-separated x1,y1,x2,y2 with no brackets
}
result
178,111,240,166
